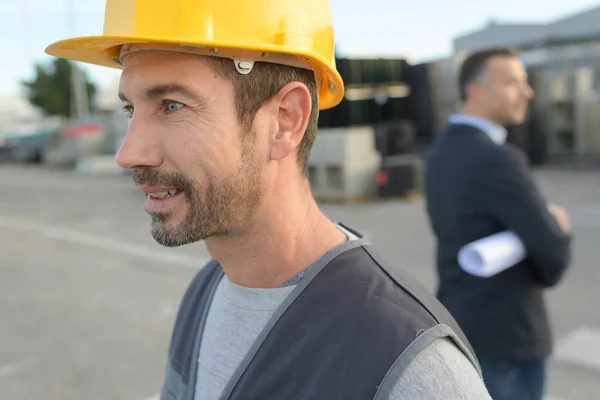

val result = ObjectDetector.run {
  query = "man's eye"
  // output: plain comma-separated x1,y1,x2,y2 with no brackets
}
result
165,101,184,113
123,106,134,118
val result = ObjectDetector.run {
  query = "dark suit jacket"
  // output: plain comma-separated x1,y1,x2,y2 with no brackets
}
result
424,123,572,362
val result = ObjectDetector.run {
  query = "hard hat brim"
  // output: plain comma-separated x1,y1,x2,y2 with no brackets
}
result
45,35,343,110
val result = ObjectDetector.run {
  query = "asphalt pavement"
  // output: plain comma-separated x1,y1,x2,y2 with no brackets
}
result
0,163,599,400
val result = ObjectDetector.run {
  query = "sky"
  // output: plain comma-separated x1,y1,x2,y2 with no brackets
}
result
1,0,599,97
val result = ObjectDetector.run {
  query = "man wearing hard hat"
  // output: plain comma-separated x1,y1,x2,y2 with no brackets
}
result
46,1,491,399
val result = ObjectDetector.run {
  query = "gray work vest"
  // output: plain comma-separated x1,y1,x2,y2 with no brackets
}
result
160,225,481,400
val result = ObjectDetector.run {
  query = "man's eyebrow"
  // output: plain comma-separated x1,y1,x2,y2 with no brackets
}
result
118,83,205,104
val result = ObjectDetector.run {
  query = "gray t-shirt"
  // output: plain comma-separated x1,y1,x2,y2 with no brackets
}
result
194,276,491,400
195,227,491,399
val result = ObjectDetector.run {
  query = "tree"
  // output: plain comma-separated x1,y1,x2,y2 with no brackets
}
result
21,57,97,118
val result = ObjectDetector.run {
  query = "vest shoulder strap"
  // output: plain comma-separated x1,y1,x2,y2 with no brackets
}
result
373,323,479,399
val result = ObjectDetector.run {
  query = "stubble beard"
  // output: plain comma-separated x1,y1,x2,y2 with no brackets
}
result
147,142,264,248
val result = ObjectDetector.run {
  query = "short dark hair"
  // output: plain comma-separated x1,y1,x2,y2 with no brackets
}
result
458,47,519,101
207,58,318,174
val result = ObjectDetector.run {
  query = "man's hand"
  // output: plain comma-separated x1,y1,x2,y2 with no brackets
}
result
548,203,571,233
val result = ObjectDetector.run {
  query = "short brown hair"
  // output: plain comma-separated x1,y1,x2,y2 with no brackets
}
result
458,47,519,101
208,58,319,174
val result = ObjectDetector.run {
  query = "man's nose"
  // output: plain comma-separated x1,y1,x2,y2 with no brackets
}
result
525,84,535,100
115,117,162,169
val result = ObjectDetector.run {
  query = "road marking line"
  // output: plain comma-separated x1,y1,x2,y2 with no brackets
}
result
141,394,159,400
0,215,209,269
555,326,600,371
0,358,36,379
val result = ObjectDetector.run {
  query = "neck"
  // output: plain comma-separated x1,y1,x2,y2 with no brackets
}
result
204,176,346,289
461,105,500,125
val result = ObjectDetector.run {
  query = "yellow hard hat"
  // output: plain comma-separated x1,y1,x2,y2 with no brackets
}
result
45,0,344,110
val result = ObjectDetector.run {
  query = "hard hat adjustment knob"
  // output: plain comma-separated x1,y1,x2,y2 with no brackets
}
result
234,60,255,75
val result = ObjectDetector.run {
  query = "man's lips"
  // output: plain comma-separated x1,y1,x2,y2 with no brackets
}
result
137,185,186,213
137,185,182,200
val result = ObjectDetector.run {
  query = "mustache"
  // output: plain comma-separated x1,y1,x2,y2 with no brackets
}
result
133,168,192,192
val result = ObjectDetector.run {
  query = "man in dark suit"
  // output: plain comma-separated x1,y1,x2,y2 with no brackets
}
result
424,47,572,400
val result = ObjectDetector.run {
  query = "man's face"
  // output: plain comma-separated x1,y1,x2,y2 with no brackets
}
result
473,56,534,126
116,52,265,247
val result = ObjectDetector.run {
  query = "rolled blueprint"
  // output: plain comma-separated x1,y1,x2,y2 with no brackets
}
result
458,231,526,278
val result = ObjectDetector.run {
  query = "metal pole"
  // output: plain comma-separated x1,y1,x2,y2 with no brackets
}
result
18,0,32,60
65,0,89,118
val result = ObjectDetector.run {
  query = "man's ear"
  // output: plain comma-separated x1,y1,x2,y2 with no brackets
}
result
269,82,312,162
465,82,479,101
